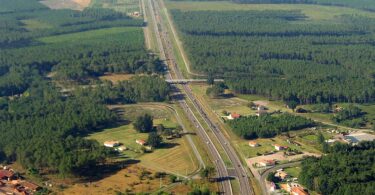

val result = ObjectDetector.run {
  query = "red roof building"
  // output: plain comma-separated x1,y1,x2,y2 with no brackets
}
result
259,160,275,167
22,181,41,192
0,170,14,179
291,186,309,195
228,112,241,120
136,139,146,146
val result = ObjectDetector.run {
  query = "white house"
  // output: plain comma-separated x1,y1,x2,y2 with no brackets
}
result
104,140,120,148
248,141,259,147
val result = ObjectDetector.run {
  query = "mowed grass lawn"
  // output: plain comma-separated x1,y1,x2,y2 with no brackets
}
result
284,166,302,178
87,105,198,176
165,0,375,21
38,27,142,44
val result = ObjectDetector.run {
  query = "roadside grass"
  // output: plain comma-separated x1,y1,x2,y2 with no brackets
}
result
21,19,53,30
91,0,140,14
173,104,213,167
165,0,375,21
230,179,240,195
184,96,233,167
143,0,159,52
158,4,192,78
38,27,141,44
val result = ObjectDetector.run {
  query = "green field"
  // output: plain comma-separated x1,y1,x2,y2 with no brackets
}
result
87,104,198,175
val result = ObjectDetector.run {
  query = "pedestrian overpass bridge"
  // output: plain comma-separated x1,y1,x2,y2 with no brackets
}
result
165,79,224,84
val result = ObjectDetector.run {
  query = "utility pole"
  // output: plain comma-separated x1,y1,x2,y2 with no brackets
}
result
159,176,162,189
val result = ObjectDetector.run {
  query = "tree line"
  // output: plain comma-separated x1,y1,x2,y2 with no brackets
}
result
227,113,315,139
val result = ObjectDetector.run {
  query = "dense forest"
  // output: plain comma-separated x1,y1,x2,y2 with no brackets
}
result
0,0,164,97
0,75,170,176
227,114,315,139
170,0,375,11
232,0,375,11
0,83,117,176
171,10,375,104
0,0,170,177
299,141,375,194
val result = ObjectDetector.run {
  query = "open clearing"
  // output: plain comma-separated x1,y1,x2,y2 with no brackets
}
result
88,104,198,176
165,0,375,21
41,0,91,10
99,73,135,84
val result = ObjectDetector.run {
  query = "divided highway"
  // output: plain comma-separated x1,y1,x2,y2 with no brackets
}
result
146,0,254,194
